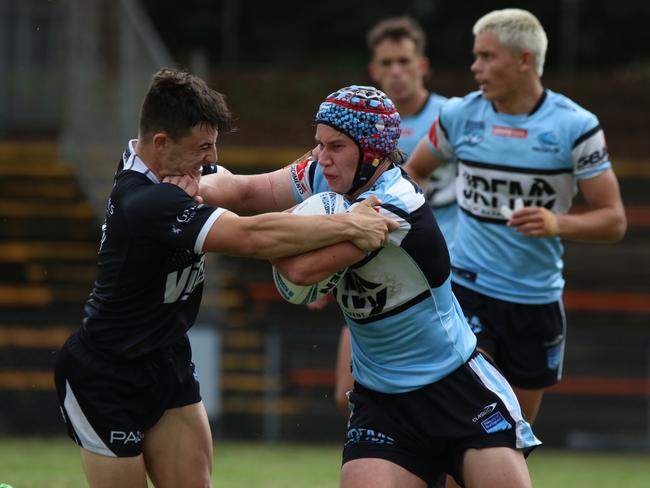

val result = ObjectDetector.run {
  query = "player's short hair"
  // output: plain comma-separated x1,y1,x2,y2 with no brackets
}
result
139,68,234,140
367,16,427,56
473,9,548,77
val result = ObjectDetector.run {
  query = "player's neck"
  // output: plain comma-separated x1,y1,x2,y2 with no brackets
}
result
394,88,428,117
346,158,392,201
134,139,163,181
493,80,544,116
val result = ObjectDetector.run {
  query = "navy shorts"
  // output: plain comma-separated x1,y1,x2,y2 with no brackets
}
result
54,332,201,457
343,351,540,486
452,282,566,389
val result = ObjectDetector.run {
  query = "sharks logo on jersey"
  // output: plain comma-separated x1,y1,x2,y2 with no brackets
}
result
463,120,485,145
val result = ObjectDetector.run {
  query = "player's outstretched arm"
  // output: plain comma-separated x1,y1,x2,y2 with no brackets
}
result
202,196,398,260
199,166,296,215
508,169,627,241
403,137,446,191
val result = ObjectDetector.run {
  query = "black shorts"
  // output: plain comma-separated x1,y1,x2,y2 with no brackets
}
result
54,332,201,457
452,282,566,389
343,351,540,487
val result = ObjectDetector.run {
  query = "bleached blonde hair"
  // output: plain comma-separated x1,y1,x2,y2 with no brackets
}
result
473,9,548,77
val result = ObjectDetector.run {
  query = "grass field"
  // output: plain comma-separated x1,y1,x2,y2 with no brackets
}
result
1,437,649,487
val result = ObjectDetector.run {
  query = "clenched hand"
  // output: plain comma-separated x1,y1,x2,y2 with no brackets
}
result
508,206,559,237
348,195,400,251
162,175,203,205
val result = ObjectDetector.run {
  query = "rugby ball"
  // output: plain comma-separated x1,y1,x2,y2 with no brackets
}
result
272,192,349,305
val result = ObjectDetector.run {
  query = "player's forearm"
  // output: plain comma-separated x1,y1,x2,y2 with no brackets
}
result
199,173,276,215
271,241,361,285
556,207,627,242
200,170,293,215
235,213,370,260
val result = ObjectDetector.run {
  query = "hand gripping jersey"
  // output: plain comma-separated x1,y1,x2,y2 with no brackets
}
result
426,90,611,303
79,140,226,358
289,159,476,393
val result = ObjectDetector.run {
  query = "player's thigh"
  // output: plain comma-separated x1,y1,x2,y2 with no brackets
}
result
341,458,427,488
143,401,213,488
80,448,148,488
461,447,531,488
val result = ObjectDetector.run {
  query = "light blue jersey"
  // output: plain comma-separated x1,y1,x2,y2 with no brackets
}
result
400,93,458,241
289,160,476,393
426,89,611,303
399,93,447,156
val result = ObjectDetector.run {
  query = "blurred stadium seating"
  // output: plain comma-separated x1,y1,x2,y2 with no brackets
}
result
0,0,648,450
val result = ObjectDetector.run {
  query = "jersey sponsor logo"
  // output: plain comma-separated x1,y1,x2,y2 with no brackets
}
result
336,272,387,318
176,205,198,223
164,256,205,303
544,333,565,370
290,159,310,196
345,427,395,447
401,127,414,137
99,198,115,252
110,430,144,444
492,125,528,138
472,402,497,422
533,131,561,153
576,147,608,170
461,170,558,218
462,120,484,145
480,411,512,433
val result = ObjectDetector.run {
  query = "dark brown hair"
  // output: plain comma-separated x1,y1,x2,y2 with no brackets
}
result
139,68,234,140
367,16,427,56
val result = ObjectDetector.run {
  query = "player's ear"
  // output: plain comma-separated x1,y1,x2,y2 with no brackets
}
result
419,55,430,76
152,132,169,150
520,50,535,73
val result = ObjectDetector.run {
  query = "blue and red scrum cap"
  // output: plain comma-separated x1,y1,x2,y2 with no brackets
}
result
315,85,401,167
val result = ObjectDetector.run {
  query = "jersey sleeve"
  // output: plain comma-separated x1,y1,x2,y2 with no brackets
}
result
288,156,330,202
126,184,225,253
424,117,454,160
424,96,464,160
571,116,611,180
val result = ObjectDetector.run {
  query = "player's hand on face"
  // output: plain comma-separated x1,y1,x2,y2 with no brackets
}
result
508,206,559,237
163,175,203,205
349,196,399,251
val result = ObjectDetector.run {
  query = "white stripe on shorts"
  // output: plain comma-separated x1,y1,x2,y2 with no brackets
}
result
469,355,542,449
63,380,115,457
